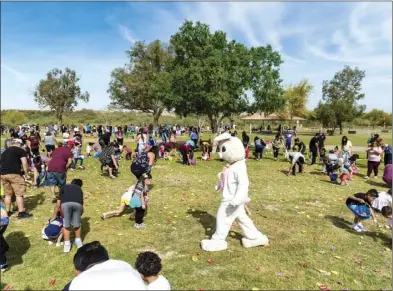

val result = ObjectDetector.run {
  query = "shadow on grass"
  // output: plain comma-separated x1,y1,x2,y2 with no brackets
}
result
5,231,31,268
325,215,392,249
309,171,327,176
187,209,216,237
24,191,45,212
81,217,90,241
366,179,390,188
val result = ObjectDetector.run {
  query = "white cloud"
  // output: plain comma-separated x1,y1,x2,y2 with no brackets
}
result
117,24,136,43
1,2,391,112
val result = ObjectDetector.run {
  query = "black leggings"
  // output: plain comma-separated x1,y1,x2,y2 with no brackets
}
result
117,138,123,146
135,207,145,224
367,161,381,177
273,146,279,158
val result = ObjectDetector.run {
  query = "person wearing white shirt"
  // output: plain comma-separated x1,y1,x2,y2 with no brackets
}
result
287,151,305,176
135,252,171,290
64,241,146,291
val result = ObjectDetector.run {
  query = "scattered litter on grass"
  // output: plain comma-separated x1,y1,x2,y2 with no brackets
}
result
117,233,123,236
49,279,56,285
207,258,214,264
3,286,13,291
330,246,337,251
255,266,262,271
331,271,339,275
318,250,325,254
317,269,331,276
333,256,342,260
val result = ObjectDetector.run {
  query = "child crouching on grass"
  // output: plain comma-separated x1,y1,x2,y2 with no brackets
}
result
135,251,171,290
42,210,64,246
102,173,152,226
346,189,379,232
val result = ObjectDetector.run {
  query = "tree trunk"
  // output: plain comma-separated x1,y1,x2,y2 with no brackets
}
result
209,117,218,134
339,122,343,135
152,108,164,126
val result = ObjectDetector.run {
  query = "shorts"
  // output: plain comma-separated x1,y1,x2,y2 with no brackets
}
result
45,145,55,152
1,174,26,197
46,172,67,187
61,202,83,228
120,197,130,205
347,204,371,219
340,174,350,181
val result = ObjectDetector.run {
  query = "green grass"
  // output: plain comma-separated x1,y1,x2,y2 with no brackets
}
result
1,142,392,290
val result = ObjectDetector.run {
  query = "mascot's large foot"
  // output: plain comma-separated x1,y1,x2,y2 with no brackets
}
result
242,235,269,248
201,239,228,252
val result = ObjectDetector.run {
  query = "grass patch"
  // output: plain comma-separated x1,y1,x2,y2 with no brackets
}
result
1,142,392,290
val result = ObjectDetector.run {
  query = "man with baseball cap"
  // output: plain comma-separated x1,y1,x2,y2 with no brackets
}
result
0,139,32,219
47,140,74,202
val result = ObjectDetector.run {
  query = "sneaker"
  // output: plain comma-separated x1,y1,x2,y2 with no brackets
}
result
79,166,85,170
64,243,71,253
0,263,8,272
17,212,33,219
364,176,370,179
357,223,366,231
374,176,378,179
134,223,140,229
74,239,83,249
353,224,363,232
139,223,146,229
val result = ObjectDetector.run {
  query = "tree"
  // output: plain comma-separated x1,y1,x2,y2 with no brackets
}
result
2,111,28,127
365,109,392,128
108,40,173,125
248,46,285,116
283,79,313,119
320,66,366,134
314,101,336,128
167,21,284,133
34,68,89,126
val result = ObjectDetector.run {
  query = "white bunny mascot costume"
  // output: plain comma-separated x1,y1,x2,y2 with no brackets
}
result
201,133,269,252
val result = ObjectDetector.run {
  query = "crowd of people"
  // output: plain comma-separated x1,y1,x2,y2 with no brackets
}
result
0,122,392,289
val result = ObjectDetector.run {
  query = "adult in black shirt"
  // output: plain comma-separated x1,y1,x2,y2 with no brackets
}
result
59,179,84,253
293,138,307,154
99,132,111,148
0,139,32,219
309,133,320,165
318,133,326,149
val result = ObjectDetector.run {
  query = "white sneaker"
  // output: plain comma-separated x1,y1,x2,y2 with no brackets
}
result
364,176,369,179
374,176,378,179
357,223,365,231
64,243,72,253
74,239,83,249
353,224,363,232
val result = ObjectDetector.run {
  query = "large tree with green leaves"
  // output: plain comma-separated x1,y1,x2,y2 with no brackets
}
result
34,68,89,126
283,79,313,119
319,66,366,134
167,21,284,133
108,40,173,124
365,109,392,128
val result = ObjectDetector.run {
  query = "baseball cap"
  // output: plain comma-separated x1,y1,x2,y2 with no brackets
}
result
66,140,75,147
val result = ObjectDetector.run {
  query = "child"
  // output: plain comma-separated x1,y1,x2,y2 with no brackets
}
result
59,179,84,253
0,198,9,272
333,146,340,157
339,160,350,186
42,211,64,246
130,173,152,229
101,184,138,220
346,189,379,232
123,145,133,161
381,206,392,230
86,142,94,157
200,139,212,161
135,251,171,290
71,142,85,170
158,144,165,159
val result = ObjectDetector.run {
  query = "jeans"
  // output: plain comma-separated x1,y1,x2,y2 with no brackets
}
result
292,161,303,175
255,146,264,159
72,158,84,169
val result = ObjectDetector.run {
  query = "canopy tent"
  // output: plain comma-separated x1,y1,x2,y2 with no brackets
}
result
241,113,306,133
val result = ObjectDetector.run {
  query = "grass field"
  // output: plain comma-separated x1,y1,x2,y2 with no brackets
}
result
1,136,392,290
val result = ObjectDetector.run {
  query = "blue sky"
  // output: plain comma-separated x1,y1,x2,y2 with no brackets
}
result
1,2,392,112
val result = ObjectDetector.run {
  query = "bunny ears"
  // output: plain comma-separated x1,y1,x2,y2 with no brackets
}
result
212,133,232,153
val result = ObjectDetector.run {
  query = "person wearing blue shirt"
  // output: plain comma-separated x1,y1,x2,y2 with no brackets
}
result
190,128,199,148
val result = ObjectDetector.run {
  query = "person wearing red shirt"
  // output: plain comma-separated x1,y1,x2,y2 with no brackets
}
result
47,141,74,202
